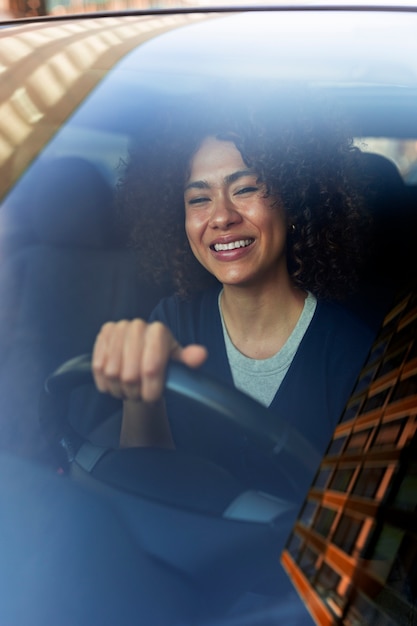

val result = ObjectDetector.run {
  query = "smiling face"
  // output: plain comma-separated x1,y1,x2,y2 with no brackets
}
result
184,136,290,290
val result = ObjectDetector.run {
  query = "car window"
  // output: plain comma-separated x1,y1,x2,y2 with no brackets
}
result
355,136,417,180
1,8,416,626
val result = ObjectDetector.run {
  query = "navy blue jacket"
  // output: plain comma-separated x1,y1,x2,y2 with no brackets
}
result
150,287,375,495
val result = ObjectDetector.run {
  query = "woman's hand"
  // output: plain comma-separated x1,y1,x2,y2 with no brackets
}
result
92,319,208,404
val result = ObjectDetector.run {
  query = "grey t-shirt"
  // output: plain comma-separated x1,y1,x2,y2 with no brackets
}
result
219,291,317,407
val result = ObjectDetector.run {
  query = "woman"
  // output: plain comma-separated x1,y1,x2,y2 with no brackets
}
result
92,98,375,488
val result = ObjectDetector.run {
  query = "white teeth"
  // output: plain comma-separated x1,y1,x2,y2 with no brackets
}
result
214,239,252,252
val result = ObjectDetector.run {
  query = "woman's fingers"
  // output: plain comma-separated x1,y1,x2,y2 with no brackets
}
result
92,320,207,403
104,320,139,399
92,319,149,399
126,321,175,403
92,321,124,395
117,318,148,400
174,344,208,369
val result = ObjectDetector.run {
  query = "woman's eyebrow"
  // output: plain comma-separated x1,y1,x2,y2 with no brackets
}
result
184,169,255,192
184,180,210,192
224,169,255,185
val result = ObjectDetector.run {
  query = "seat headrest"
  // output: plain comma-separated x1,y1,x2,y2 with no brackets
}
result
29,157,116,248
358,151,405,210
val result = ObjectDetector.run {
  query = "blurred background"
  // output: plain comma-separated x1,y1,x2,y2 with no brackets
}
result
0,0,200,19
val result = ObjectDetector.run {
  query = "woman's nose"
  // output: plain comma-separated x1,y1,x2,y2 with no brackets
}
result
209,197,241,229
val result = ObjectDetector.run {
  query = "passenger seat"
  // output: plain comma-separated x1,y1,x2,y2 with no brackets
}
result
0,156,166,465
348,151,416,328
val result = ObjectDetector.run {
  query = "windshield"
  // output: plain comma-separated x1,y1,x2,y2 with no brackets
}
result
1,9,416,626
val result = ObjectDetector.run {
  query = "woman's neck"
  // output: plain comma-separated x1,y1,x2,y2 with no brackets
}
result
220,279,307,359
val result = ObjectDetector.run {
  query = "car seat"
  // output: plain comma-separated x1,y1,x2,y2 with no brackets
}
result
0,156,167,465
347,151,416,328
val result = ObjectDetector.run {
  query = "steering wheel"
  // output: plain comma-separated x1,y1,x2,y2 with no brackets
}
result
42,354,320,618
44,354,320,496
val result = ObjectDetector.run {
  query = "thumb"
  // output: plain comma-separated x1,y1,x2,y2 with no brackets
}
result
172,344,208,369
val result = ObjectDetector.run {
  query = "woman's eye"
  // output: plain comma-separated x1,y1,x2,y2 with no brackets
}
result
235,186,259,195
187,196,210,206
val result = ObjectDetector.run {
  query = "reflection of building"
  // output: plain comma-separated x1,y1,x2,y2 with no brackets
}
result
282,289,417,625
0,13,205,199
8,0,192,19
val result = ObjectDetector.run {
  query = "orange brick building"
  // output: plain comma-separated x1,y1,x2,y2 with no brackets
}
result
282,289,417,625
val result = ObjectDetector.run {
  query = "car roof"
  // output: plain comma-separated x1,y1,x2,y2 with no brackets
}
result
1,6,417,198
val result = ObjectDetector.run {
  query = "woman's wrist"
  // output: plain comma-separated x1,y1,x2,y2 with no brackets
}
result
120,398,174,449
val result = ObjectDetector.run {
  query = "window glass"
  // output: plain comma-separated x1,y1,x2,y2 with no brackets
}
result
354,137,417,182
392,374,417,403
340,401,363,424
329,467,355,493
327,435,347,455
370,524,404,568
393,461,417,511
313,507,337,539
362,389,390,413
40,126,129,188
298,546,320,581
313,467,333,490
377,348,408,379
315,563,342,602
366,339,389,368
371,419,407,449
0,10,416,626
332,515,363,554
351,467,386,499
352,366,378,396
346,429,372,452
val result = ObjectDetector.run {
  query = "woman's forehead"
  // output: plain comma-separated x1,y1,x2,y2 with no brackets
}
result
187,137,247,182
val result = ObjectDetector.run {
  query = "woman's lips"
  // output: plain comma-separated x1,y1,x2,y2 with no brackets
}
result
209,238,255,261
210,238,254,252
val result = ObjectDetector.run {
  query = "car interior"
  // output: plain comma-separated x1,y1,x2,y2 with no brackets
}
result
0,8,417,626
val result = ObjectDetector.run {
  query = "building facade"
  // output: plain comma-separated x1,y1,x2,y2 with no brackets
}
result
282,289,417,625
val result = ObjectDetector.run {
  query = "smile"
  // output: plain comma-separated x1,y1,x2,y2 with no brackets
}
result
212,239,254,252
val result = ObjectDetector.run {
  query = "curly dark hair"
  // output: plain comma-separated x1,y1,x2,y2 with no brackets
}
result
117,89,370,301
